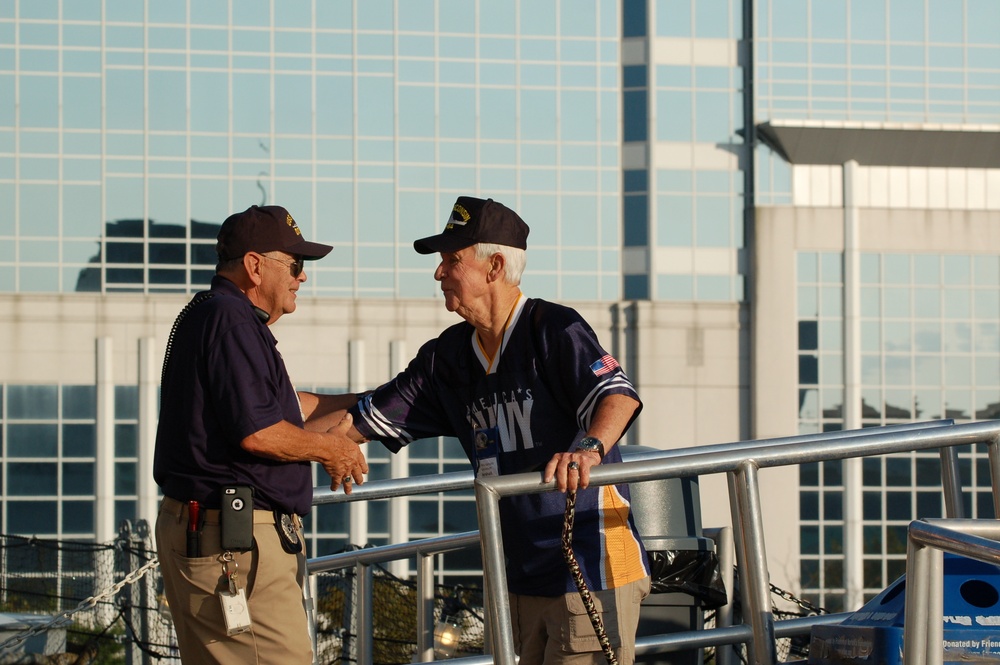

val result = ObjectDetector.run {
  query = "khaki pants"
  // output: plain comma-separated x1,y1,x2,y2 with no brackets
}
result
510,576,651,665
155,497,312,665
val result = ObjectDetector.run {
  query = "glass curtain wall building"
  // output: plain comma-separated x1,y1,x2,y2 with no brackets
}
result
0,0,625,586
2,0,623,301
1,0,999,601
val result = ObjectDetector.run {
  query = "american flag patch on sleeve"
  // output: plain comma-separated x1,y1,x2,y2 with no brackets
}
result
589,355,620,377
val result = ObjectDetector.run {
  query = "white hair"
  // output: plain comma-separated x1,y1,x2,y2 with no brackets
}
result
475,243,526,286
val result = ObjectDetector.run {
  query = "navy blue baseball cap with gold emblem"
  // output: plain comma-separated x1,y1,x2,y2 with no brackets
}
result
413,196,530,254
217,204,332,261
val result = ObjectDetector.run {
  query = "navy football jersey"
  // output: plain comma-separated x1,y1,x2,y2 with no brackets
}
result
349,296,649,596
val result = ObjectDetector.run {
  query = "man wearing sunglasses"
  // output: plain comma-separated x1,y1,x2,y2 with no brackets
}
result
153,204,367,664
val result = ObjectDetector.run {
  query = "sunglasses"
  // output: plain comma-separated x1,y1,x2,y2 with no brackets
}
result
260,254,305,278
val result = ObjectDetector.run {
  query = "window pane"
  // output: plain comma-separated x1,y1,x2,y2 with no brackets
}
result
62,385,96,419
8,463,57,495
8,425,58,457
8,501,57,534
7,385,58,419
63,463,94,495
115,386,139,419
64,424,96,457
62,502,95,534
115,462,136,495
115,424,138,457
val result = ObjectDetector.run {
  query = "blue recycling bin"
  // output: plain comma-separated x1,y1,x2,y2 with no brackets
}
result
808,553,1000,664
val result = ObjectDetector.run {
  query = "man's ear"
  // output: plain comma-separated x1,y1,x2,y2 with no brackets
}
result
244,252,264,286
490,254,505,281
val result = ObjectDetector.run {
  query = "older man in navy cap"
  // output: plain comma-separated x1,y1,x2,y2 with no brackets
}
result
302,196,650,665
154,205,367,664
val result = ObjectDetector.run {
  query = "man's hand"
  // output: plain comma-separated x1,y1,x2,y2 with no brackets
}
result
321,413,368,494
297,391,361,432
240,416,369,494
543,449,602,492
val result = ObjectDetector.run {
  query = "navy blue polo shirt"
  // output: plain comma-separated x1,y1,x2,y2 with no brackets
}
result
153,275,312,515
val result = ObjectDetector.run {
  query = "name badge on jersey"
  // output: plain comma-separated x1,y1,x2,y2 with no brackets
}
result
473,427,500,478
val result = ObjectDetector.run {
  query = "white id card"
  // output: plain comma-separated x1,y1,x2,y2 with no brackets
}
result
219,587,252,635
474,427,500,478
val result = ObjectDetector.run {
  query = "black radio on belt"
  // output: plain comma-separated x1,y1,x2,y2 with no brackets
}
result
220,485,254,552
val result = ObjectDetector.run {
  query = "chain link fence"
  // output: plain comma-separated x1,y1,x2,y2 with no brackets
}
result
0,521,172,664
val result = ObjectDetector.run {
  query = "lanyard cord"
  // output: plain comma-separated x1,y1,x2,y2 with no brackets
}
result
561,488,618,665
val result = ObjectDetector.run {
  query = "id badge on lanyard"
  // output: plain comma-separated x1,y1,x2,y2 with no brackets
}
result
474,426,500,478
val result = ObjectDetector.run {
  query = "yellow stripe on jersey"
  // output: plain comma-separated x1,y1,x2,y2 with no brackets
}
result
599,484,649,588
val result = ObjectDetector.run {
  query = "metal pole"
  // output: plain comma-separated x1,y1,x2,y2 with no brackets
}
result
474,480,516,665
904,520,1000,665
988,438,1000,518
725,473,750,658
356,563,373,665
939,446,964,518
705,526,737,665
305,569,317,665
137,521,153,665
729,462,776,665
903,539,929,665
120,521,141,665
926,548,944,665
416,553,435,661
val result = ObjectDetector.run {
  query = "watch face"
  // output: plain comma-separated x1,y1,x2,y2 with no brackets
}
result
578,437,604,455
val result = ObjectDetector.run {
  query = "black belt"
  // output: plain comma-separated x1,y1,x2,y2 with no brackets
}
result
161,496,286,524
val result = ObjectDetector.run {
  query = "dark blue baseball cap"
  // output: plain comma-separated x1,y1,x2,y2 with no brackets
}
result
414,197,529,254
217,205,332,261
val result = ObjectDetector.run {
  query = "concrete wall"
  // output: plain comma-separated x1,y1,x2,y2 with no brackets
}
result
1,295,750,441
0,292,750,528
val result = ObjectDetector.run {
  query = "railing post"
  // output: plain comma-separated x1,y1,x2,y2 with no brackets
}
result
119,520,143,665
729,461,776,665
415,552,436,661
305,569,318,665
475,479,516,665
355,562,374,665
704,526,736,665
903,520,1000,665
939,446,964,518
927,548,944,665
988,438,1000,518
903,536,929,665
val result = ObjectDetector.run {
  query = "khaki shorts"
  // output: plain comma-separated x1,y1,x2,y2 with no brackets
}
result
510,576,651,665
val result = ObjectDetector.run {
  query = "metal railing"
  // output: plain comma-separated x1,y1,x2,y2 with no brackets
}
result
475,419,1000,665
903,519,1000,665
308,531,484,664
307,419,1000,665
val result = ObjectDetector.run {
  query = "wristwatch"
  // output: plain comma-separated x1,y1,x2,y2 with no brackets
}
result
574,436,606,459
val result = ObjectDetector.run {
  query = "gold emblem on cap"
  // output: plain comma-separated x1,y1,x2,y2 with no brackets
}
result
286,213,302,236
446,204,471,230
